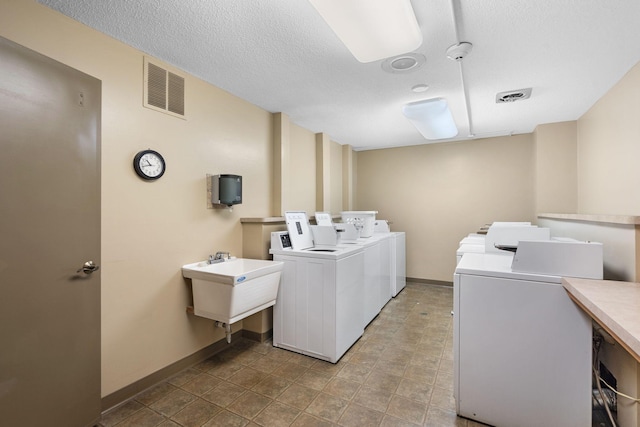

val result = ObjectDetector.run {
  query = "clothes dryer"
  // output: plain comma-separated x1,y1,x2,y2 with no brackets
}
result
453,241,602,427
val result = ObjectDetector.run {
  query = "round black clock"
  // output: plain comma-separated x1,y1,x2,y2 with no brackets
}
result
133,149,165,180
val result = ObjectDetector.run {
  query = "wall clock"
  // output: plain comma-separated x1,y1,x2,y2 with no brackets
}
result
133,149,165,180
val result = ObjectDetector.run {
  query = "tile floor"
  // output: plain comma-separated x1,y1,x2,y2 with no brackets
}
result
99,283,485,427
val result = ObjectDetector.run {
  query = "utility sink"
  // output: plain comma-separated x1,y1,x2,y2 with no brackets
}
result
182,258,283,285
182,258,283,325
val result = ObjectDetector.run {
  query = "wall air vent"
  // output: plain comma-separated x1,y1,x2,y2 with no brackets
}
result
143,57,185,119
496,88,532,104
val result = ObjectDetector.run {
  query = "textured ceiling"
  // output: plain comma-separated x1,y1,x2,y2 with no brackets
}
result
38,0,640,151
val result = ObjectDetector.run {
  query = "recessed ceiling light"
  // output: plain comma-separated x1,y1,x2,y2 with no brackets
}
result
411,84,429,93
392,57,417,70
381,53,426,74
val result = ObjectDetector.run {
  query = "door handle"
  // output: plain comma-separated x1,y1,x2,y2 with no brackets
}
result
77,261,100,275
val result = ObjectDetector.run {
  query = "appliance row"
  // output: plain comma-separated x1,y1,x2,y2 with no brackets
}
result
269,211,406,363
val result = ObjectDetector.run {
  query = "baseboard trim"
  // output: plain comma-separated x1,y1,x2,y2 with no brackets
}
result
242,328,273,343
407,277,453,287
101,330,242,413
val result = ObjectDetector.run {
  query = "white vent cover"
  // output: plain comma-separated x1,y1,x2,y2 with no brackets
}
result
496,88,532,103
143,57,185,118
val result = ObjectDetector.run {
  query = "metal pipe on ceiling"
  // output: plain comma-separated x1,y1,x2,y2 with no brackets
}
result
448,0,474,137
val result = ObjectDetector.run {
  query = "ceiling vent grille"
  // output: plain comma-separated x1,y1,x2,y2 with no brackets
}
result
144,57,185,118
496,88,532,104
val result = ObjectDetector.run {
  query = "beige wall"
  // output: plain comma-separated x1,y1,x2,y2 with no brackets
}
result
342,145,356,210
533,121,577,214
574,61,640,426
0,1,274,397
578,62,640,214
330,140,343,213
289,123,316,213
356,135,535,282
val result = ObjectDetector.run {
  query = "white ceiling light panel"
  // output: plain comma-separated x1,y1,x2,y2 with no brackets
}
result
308,0,423,63
402,98,459,140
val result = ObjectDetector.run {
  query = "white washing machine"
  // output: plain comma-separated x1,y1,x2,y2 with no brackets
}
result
453,241,603,427
459,233,485,246
455,242,487,265
456,225,551,264
340,233,392,326
389,231,406,297
269,212,365,363
372,221,406,297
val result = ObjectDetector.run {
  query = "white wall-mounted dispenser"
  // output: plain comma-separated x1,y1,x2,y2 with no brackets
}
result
208,174,242,209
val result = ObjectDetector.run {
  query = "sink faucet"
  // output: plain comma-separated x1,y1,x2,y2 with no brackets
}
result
208,251,230,264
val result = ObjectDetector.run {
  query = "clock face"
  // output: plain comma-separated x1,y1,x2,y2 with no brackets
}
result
133,150,165,180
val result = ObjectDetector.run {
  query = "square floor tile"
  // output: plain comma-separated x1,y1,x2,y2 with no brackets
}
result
305,392,349,422
353,386,392,412
253,401,300,427
202,409,249,427
276,384,319,410
323,377,361,400
251,375,292,399
386,395,426,425
227,391,272,419
171,398,221,427
149,389,197,417
202,381,246,407
228,367,268,389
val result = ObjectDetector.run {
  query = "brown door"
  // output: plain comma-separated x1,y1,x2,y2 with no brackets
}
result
0,36,101,426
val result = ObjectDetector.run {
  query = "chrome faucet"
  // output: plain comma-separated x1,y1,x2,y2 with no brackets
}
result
208,251,230,264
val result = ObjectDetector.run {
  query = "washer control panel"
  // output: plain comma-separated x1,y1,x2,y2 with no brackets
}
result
271,231,292,251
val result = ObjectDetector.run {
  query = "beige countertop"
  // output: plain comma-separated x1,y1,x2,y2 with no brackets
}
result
563,277,640,363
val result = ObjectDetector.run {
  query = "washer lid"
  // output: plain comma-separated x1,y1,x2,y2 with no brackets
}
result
284,211,313,250
272,244,363,260
455,252,562,284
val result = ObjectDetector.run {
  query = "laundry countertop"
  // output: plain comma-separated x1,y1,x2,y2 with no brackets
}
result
562,277,640,363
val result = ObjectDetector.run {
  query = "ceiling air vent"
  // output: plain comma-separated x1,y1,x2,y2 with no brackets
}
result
496,88,532,104
143,57,185,119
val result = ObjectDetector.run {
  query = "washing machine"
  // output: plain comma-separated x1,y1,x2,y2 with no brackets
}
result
372,220,406,298
453,240,603,427
456,225,550,264
389,231,406,297
269,212,364,363
340,232,393,326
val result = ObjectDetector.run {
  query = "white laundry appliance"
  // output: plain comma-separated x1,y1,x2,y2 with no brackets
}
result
453,240,603,427
456,224,551,264
340,233,392,326
456,233,486,265
269,212,364,363
389,231,406,297
373,220,406,297
483,224,550,253
459,233,485,246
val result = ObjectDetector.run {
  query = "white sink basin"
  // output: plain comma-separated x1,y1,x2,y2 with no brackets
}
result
182,258,283,324
182,258,283,285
